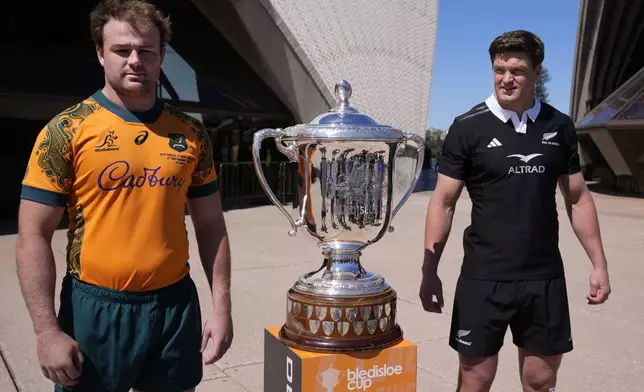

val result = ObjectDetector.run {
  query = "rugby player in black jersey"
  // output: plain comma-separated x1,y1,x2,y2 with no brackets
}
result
420,30,611,392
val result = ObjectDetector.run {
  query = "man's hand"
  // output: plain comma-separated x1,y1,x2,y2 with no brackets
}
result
588,267,611,305
36,329,84,387
201,311,234,365
419,272,444,313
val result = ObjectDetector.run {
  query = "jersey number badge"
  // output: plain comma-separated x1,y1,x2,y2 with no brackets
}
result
168,133,188,152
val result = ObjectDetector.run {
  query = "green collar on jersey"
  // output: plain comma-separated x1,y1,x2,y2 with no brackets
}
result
92,89,164,124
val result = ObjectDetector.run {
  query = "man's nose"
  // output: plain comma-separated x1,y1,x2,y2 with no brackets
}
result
502,72,514,84
128,51,142,67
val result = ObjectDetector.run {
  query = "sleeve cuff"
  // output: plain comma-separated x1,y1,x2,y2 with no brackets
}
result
437,167,465,181
20,185,68,206
187,179,219,199
562,166,582,175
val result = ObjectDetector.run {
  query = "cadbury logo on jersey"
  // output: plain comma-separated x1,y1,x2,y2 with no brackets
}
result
97,160,186,191
506,153,546,174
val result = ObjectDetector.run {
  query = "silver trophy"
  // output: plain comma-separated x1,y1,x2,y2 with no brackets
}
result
252,80,424,352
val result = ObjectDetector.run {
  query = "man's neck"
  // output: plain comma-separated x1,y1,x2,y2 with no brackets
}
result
101,85,156,112
497,94,535,118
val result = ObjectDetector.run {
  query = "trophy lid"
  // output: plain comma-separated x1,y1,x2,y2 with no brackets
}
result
285,80,405,141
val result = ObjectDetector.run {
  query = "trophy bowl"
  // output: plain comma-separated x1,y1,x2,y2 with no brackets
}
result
252,80,425,353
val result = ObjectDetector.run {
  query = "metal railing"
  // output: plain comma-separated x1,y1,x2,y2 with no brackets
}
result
615,174,642,194
214,160,439,210
215,160,440,210
216,161,296,209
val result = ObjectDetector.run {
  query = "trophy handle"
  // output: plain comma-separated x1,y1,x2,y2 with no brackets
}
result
390,132,425,223
252,128,302,237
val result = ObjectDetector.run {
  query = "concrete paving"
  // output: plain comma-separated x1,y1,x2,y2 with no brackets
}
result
0,186,643,391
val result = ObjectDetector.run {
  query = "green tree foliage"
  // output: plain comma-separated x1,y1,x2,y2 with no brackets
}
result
535,66,551,102
425,128,445,158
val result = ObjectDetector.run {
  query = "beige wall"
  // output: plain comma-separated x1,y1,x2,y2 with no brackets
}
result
258,0,439,134
194,0,439,134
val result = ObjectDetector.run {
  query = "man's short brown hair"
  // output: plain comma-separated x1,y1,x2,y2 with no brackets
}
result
90,0,172,48
488,30,544,68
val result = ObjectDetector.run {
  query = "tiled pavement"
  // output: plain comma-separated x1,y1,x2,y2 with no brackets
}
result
1,187,643,391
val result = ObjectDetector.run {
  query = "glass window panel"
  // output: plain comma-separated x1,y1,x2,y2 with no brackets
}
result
160,45,199,103
614,94,644,120
577,66,644,127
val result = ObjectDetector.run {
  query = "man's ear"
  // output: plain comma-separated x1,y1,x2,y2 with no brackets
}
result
535,63,543,80
96,44,105,67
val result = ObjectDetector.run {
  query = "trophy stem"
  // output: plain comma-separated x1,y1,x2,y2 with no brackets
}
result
321,245,367,277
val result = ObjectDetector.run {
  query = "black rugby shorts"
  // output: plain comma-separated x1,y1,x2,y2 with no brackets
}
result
449,275,573,357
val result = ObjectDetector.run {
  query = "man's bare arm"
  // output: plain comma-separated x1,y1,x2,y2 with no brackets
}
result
187,191,231,314
424,174,465,273
558,173,607,269
558,172,611,304
15,199,65,336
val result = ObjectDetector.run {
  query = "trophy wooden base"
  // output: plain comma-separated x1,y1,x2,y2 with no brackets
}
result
280,286,403,353
264,326,417,392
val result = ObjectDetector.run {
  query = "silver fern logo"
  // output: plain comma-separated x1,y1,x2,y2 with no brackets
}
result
542,131,559,146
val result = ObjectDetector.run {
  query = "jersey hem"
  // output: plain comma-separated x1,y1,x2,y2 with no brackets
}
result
459,269,565,282
187,179,219,199
20,184,67,207
66,272,193,301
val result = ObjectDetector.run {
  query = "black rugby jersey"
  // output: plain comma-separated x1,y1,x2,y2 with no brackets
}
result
438,94,581,280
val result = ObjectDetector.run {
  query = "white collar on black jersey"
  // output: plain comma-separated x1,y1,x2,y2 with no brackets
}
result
484,94,541,134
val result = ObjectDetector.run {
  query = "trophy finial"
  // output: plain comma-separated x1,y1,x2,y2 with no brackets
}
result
334,80,352,109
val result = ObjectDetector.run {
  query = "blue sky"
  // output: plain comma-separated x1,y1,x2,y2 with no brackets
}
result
426,0,581,131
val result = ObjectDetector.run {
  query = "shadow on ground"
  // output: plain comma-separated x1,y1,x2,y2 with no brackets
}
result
587,182,644,199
